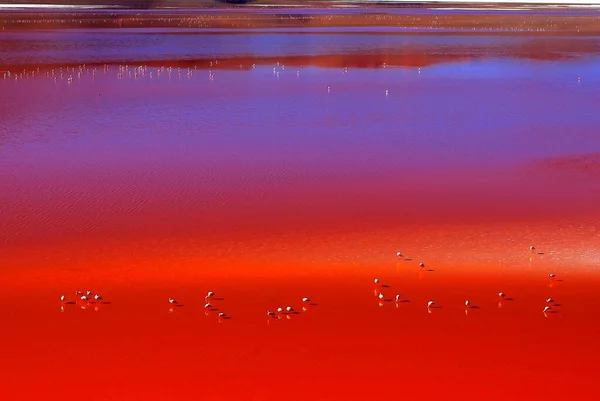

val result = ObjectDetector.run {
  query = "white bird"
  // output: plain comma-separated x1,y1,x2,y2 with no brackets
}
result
543,306,552,313
546,298,554,304
204,303,212,309
498,292,505,298
205,291,215,299
427,300,435,308
378,293,384,300
286,306,294,312
75,290,83,296
419,262,425,268
277,307,284,314
168,298,178,304
302,297,310,303
86,290,92,296
267,310,277,317
395,294,400,302
373,278,380,284
94,294,102,301
529,245,536,252
218,312,226,318
465,300,470,308
548,273,556,279
80,295,88,301
60,295,66,302
396,251,403,258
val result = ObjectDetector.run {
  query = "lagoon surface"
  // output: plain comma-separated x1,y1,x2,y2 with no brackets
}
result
1,11,600,401
2,27,600,244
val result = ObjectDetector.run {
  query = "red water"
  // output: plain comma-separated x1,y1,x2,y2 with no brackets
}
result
1,24,600,401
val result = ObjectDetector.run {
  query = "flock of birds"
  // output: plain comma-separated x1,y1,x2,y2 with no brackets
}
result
60,288,315,323
59,245,559,320
2,61,585,99
375,276,558,317
378,245,559,318
2,64,222,83
1,12,586,33
2,62,411,85
59,290,109,313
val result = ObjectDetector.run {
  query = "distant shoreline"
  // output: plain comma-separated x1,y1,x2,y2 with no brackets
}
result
2,5,600,33
1,1,600,11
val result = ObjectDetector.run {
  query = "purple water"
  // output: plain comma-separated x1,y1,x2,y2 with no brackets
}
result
1,26,600,246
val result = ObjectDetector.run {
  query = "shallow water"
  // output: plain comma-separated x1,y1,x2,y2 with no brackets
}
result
1,23,600,401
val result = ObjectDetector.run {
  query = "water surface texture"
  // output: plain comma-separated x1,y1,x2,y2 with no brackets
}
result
1,17,600,401
2,28,600,244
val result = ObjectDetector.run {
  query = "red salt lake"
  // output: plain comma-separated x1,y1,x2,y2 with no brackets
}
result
1,13,600,401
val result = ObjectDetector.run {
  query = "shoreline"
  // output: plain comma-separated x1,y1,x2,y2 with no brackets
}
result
2,7,600,33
